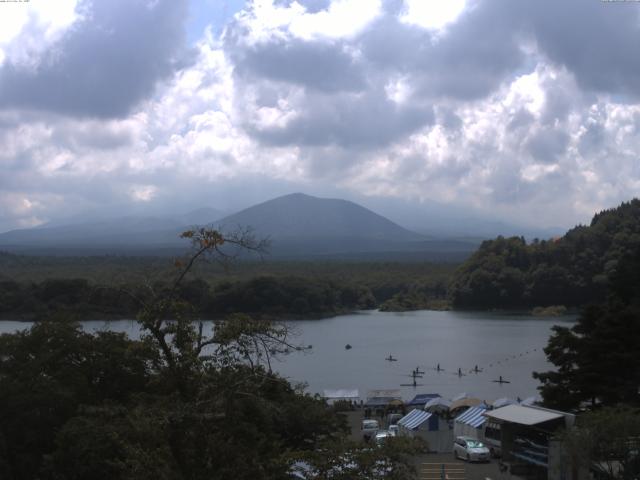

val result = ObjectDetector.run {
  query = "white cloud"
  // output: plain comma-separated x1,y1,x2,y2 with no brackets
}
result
234,0,382,44
0,0,80,67
400,0,467,33
130,184,158,202
3,0,640,233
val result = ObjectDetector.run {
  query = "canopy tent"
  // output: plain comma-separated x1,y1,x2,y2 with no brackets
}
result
450,397,483,412
367,389,401,399
364,397,399,408
520,395,542,406
455,406,488,428
322,389,360,405
453,405,487,439
364,389,403,409
398,407,452,452
452,392,469,402
424,397,451,414
492,397,518,409
398,409,433,430
407,393,441,408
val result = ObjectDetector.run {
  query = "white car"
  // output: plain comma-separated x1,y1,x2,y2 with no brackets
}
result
361,419,379,441
453,436,491,462
375,430,393,445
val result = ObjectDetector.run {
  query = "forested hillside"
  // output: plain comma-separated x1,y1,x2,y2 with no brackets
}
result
0,264,452,320
449,199,640,308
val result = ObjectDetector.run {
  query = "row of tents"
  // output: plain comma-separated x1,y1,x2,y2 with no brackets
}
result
323,389,545,454
323,388,541,415
324,389,577,477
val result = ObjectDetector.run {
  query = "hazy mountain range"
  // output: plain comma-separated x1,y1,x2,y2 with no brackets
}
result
0,193,560,260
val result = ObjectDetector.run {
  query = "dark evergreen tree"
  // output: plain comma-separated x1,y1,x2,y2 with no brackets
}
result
533,248,640,410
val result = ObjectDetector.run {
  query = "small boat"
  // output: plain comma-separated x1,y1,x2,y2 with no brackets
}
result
345,344,352,350
493,376,511,384
385,355,397,361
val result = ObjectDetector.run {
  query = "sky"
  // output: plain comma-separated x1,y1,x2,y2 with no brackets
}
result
1,0,640,233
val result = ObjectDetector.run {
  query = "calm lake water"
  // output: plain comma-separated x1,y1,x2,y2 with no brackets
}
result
0,310,575,403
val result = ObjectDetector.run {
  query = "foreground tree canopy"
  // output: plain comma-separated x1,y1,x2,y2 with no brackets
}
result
449,199,640,309
561,407,640,479
0,228,421,480
533,247,640,411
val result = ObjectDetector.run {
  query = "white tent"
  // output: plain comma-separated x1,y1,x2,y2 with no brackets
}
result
520,395,543,406
492,397,518,409
398,409,453,452
453,406,487,440
322,389,359,405
424,396,451,414
452,392,469,402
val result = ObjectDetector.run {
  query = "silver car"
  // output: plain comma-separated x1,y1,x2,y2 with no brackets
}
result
453,436,491,462
375,430,393,446
361,419,379,442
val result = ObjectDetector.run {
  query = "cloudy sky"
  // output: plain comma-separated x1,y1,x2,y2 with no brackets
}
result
1,0,640,233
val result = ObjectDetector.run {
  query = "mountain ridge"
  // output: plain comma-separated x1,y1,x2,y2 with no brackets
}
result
0,193,477,259
214,193,425,242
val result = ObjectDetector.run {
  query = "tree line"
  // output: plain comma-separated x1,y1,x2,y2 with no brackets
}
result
0,274,451,320
449,199,640,309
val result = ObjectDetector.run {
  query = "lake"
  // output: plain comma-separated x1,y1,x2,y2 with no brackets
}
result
0,309,574,403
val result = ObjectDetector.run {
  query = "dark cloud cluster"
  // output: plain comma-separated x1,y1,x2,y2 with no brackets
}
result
0,0,193,118
525,0,640,100
233,38,365,92
247,87,433,149
3,0,640,232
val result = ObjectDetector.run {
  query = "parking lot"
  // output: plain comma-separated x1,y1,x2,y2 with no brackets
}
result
415,453,509,480
344,411,519,480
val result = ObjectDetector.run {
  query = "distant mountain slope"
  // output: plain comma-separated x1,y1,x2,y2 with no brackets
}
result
216,193,424,242
0,207,225,252
449,199,640,308
0,194,479,260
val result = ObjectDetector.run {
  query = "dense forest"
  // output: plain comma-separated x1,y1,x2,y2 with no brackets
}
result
534,246,640,411
0,255,453,319
449,199,640,309
0,229,421,479
530,245,640,478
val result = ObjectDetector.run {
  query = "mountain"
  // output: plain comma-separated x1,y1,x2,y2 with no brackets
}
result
216,193,423,241
0,207,225,255
355,195,564,240
211,193,471,258
176,207,225,226
0,193,478,259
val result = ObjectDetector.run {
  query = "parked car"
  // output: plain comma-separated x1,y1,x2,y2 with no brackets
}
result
386,413,402,426
388,424,399,436
361,419,379,441
453,436,491,462
375,430,393,446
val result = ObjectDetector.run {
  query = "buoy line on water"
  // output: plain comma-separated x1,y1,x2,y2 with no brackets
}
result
383,345,543,384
